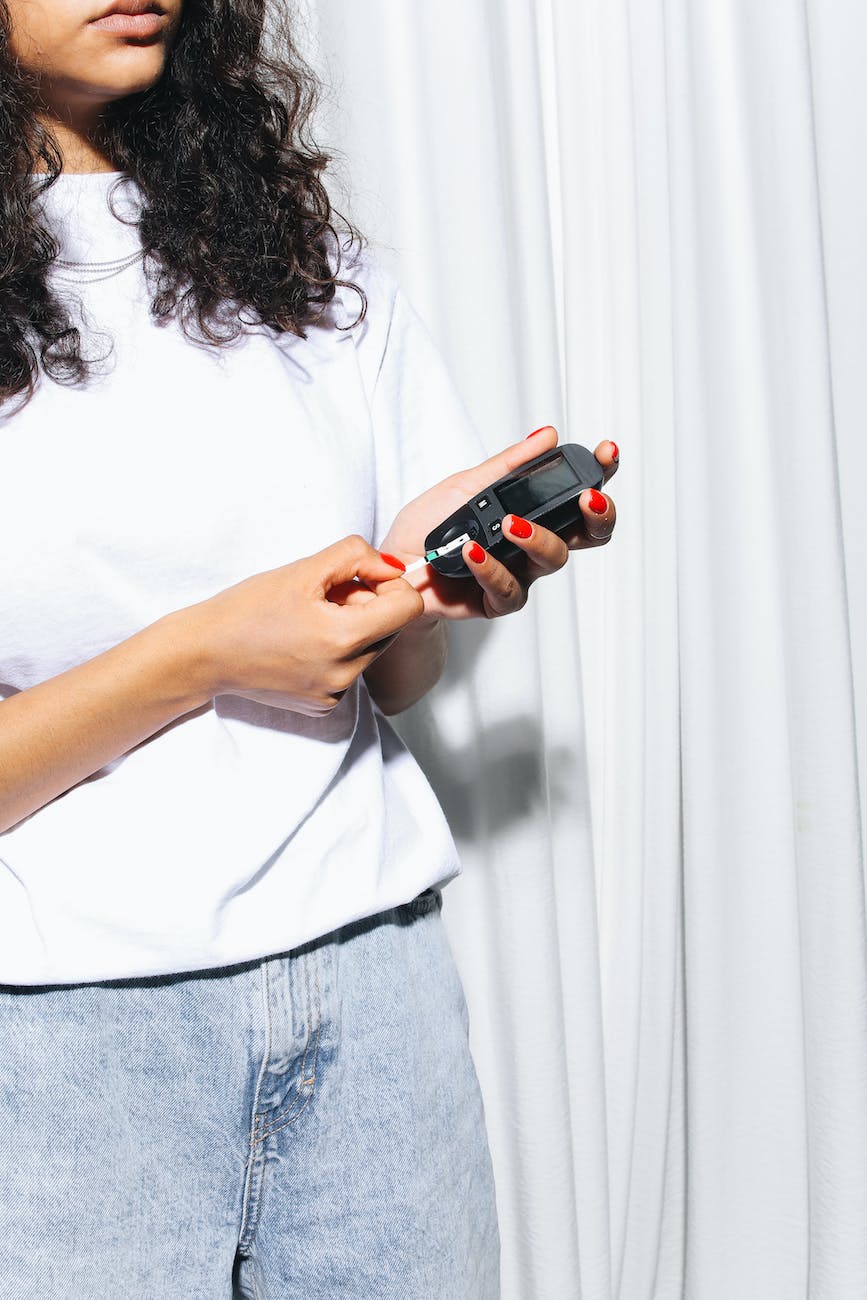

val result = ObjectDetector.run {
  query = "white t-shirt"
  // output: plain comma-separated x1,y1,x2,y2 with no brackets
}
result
0,171,485,984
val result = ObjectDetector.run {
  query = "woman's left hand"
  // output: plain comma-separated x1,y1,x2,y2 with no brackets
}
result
376,426,618,620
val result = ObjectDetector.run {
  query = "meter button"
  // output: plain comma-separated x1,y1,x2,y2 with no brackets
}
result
490,519,502,534
476,497,490,510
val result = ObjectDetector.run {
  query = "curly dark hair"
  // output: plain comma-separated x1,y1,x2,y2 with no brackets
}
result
0,0,364,413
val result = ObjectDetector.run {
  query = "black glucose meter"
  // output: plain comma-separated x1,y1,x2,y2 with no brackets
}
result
423,442,605,579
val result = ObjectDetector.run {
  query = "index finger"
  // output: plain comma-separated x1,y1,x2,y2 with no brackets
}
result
313,536,407,590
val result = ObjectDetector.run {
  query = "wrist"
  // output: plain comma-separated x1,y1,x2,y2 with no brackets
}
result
393,609,448,649
150,605,219,711
363,608,448,715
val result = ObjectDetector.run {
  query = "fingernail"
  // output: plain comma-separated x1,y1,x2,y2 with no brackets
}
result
586,490,608,515
467,542,486,564
526,426,548,438
506,514,533,539
379,552,406,572
608,441,619,461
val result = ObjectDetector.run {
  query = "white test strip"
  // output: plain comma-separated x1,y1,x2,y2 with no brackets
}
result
402,532,472,575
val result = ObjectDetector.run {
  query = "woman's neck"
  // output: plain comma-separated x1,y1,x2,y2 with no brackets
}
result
30,110,118,174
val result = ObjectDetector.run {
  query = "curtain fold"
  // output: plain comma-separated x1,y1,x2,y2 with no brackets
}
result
305,1,867,1294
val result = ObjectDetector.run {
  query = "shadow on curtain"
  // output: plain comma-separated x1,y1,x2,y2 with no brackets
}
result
305,1,867,1295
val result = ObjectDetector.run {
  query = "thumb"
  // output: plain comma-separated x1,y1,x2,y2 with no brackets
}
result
340,574,425,652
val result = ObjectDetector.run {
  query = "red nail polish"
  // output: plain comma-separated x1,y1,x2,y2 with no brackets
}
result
379,552,406,572
587,490,608,515
506,514,533,539
526,426,548,438
467,542,486,564
608,441,619,461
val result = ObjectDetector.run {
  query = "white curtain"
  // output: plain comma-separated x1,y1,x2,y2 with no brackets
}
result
302,2,867,1295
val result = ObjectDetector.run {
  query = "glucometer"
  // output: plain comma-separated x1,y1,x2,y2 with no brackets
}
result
418,442,605,579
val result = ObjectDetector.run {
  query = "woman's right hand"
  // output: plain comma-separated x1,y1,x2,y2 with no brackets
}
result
182,535,423,716
0,535,422,834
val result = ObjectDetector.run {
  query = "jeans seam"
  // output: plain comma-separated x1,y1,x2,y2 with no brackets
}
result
299,951,315,1085
256,951,322,1142
238,961,272,1252
256,1091,315,1140
307,948,322,1084
242,1249,265,1300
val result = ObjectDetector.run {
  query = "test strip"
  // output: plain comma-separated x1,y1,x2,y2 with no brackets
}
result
403,532,471,575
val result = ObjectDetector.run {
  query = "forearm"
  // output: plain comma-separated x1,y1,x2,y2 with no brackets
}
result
363,614,448,716
0,610,211,835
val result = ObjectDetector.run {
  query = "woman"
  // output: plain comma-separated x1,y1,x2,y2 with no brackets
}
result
0,1,618,1295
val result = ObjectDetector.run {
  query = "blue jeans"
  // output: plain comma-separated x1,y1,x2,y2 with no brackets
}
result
0,888,499,1298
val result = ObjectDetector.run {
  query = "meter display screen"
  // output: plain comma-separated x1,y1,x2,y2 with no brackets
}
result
496,453,579,517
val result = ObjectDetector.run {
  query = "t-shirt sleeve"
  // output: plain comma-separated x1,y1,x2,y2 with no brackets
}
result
346,255,489,548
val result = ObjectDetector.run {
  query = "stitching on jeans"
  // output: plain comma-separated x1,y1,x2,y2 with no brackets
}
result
252,954,308,1143
238,962,272,1250
298,952,314,1084
257,1089,315,1140
252,951,312,1145
256,1091,309,1139
244,1118,267,1258
237,1239,265,1300
257,951,323,1141
237,1170,265,1300
304,948,322,1086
